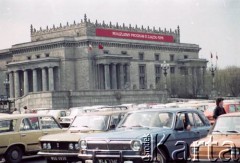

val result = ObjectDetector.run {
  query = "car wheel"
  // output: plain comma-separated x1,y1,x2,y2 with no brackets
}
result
5,146,23,163
152,149,167,163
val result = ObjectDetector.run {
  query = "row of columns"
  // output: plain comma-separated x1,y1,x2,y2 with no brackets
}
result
99,63,130,90
9,67,56,98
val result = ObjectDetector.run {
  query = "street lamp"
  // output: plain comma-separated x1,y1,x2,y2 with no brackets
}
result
161,60,170,91
3,78,10,98
209,63,217,92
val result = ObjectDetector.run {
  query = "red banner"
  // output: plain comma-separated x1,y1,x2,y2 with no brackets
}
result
96,28,174,43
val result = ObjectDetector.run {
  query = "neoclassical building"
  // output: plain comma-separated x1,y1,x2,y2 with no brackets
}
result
0,15,207,109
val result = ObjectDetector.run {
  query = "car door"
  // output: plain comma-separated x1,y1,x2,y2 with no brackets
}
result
19,117,42,152
192,112,210,138
39,116,62,136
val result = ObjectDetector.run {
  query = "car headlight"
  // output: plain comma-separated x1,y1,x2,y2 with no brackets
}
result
47,143,51,149
69,143,74,150
42,143,47,149
79,140,87,149
75,143,80,150
131,140,142,151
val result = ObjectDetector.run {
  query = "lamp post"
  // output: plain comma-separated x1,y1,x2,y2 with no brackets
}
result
161,61,170,91
209,64,217,92
3,78,10,98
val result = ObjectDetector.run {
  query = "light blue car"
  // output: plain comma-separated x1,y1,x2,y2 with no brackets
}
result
78,108,211,163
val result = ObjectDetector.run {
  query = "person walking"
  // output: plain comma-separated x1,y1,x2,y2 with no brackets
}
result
213,98,226,120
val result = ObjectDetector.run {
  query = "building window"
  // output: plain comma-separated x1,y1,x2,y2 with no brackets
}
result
139,65,146,89
155,65,161,86
184,55,188,59
139,52,144,61
170,54,174,61
103,50,109,54
27,56,31,60
45,53,50,57
155,53,160,61
121,51,127,55
36,55,40,59
170,67,175,74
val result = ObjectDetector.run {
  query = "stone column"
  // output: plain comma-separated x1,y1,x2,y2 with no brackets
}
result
119,63,124,89
202,67,206,94
14,71,20,98
9,72,14,98
111,63,117,89
33,69,38,92
48,67,54,91
42,68,47,91
126,63,131,89
104,64,110,90
23,70,29,95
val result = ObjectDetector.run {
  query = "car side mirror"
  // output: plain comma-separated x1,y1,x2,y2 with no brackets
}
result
175,119,184,130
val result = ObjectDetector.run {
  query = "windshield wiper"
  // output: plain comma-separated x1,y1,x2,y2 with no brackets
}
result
81,125,89,128
226,130,240,133
212,130,223,134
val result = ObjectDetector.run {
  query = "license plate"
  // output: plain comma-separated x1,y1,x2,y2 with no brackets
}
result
50,156,67,161
99,159,118,163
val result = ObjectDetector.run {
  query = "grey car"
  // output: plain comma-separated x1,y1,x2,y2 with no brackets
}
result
78,108,211,163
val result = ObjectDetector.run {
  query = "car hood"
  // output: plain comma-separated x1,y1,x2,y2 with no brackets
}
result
39,130,103,142
85,127,171,140
191,134,240,147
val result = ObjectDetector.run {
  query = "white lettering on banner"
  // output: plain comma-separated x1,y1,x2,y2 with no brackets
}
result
130,33,145,38
112,32,130,37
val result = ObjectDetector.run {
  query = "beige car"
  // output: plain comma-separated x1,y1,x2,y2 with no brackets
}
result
0,114,63,163
38,110,127,163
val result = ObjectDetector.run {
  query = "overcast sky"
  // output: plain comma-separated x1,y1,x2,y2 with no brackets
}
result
0,0,239,68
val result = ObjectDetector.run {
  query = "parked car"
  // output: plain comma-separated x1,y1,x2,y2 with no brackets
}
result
190,112,240,162
78,108,211,163
0,114,63,163
47,109,67,123
59,105,107,128
38,110,127,163
204,102,240,125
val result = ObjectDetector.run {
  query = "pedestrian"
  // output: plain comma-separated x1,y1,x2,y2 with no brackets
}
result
12,108,20,114
23,106,30,113
213,98,226,120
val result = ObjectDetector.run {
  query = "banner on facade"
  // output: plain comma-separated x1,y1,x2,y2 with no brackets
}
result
96,28,174,43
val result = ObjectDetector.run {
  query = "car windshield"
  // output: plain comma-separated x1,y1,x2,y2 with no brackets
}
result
48,110,59,117
70,115,109,130
118,111,174,128
212,116,240,134
70,109,84,116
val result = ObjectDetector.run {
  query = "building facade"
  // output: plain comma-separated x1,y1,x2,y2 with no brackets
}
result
0,15,207,109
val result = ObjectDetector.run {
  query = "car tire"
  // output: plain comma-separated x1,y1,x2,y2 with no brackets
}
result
5,146,23,163
152,148,167,163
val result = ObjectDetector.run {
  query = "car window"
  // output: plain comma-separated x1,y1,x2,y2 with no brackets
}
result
40,116,60,129
177,112,192,129
28,117,40,130
20,118,34,131
193,113,204,127
60,111,66,117
228,105,236,113
0,119,17,132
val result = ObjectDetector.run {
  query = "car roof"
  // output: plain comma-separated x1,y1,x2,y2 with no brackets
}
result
219,112,240,117
0,113,54,120
128,107,200,113
77,110,128,116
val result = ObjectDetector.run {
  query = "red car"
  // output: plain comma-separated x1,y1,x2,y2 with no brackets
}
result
204,102,240,125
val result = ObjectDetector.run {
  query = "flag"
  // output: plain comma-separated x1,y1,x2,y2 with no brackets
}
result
210,52,213,58
98,44,104,49
88,44,92,51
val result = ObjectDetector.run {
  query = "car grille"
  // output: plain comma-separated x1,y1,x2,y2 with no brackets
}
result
42,142,73,150
87,140,131,150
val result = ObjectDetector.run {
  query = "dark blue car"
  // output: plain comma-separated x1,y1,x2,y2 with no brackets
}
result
78,108,211,163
